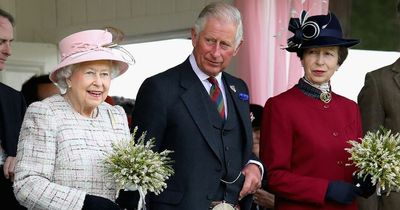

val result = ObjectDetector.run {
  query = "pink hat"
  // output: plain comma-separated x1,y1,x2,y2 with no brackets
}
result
50,29,132,83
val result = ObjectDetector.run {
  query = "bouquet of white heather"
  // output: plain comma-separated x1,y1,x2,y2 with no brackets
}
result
345,127,400,195
104,126,174,210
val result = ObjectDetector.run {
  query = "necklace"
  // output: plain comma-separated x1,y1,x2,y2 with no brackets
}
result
64,95,99,118
90,107,99,118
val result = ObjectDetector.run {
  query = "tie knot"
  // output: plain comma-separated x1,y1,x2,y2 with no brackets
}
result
208,77,219,86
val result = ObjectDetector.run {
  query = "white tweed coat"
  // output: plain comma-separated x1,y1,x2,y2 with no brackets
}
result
13,94,131,210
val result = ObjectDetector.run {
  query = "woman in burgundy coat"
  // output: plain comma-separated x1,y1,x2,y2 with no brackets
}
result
259,11,375,210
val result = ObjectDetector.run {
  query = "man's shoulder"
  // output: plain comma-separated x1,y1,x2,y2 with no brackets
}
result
147,59,191,82
147,67,181,82
0,82,22,96
223,72,244,82
222,72,247,89
368,58,400,76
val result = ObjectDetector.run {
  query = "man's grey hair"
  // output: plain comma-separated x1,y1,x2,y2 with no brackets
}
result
54,62,119,94
0,8,15,26
194,2,243,49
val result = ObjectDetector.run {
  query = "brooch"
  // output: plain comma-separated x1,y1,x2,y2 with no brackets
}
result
250,112,255,122
320,92,331,103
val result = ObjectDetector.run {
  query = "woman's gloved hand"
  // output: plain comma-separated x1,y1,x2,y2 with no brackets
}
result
325,181,358,204
82,194,121,210
353,173,376,198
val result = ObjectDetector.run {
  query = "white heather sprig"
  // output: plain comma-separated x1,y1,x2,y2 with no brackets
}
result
345,128,400,195
104,126,174,195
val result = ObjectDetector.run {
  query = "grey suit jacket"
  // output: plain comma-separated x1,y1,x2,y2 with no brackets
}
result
357,57,400,210
358,57,400,133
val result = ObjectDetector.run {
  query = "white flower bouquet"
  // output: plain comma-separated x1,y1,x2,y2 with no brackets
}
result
104,126,174,209
345,127,400,195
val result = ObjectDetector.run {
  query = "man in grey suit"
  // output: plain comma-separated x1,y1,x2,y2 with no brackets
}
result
130,2,263,210
358,57,400,210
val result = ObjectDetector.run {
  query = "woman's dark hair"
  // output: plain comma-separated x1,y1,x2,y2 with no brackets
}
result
296,46,349,66
21,74,53,105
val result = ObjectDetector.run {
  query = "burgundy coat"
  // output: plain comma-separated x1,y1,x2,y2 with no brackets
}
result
260,86,362,210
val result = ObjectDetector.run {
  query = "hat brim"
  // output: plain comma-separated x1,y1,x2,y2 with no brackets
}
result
286,36,360,52
50,50,130,83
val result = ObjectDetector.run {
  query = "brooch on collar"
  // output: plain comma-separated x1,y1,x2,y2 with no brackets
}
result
320,92,332,103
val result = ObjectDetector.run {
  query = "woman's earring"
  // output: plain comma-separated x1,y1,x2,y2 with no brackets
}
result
66,79,72,88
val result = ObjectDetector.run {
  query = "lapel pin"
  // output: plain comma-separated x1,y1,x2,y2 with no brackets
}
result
230,85,236,92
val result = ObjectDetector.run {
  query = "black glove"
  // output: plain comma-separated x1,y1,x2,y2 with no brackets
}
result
325,181,358,204
82,194,121,210
353,173,376,198
115,189,140,210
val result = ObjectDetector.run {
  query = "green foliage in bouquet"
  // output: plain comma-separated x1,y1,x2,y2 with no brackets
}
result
104,126,174,195
346,127,400,195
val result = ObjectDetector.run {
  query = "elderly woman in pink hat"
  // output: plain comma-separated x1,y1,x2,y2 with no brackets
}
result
13,29,133,210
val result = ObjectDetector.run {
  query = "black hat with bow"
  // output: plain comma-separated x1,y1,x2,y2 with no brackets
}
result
285,11,360,52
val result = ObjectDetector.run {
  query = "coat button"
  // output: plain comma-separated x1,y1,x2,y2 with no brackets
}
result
333,132,339,137
337,161,343,166
225,146,229,151
323,105,330,109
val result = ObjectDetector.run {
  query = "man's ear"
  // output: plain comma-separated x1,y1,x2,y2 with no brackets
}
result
233,40,243,56
191,28,197,48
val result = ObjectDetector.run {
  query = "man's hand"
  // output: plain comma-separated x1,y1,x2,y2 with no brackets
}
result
3,156,16,182
239,163,262,200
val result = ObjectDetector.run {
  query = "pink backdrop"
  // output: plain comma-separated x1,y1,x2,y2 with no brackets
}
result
234,0,329,106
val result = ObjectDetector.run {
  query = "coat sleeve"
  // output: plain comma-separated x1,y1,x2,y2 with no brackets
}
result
357,72,384,134
2,89,27,156
13,102,85,210
132,77,167,151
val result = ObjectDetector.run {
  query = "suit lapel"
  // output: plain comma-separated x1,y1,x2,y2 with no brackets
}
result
179,59,223,163
392,58,400,90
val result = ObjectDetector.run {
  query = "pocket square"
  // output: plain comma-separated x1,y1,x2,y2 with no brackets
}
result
239,93,249,101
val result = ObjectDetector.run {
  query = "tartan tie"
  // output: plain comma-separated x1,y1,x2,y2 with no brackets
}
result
208,77,225,119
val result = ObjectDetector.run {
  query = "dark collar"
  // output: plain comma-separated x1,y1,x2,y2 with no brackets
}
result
296,78,333,103
296,78,322,100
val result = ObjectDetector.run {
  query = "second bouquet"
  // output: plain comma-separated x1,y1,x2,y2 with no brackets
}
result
346,127,400,195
